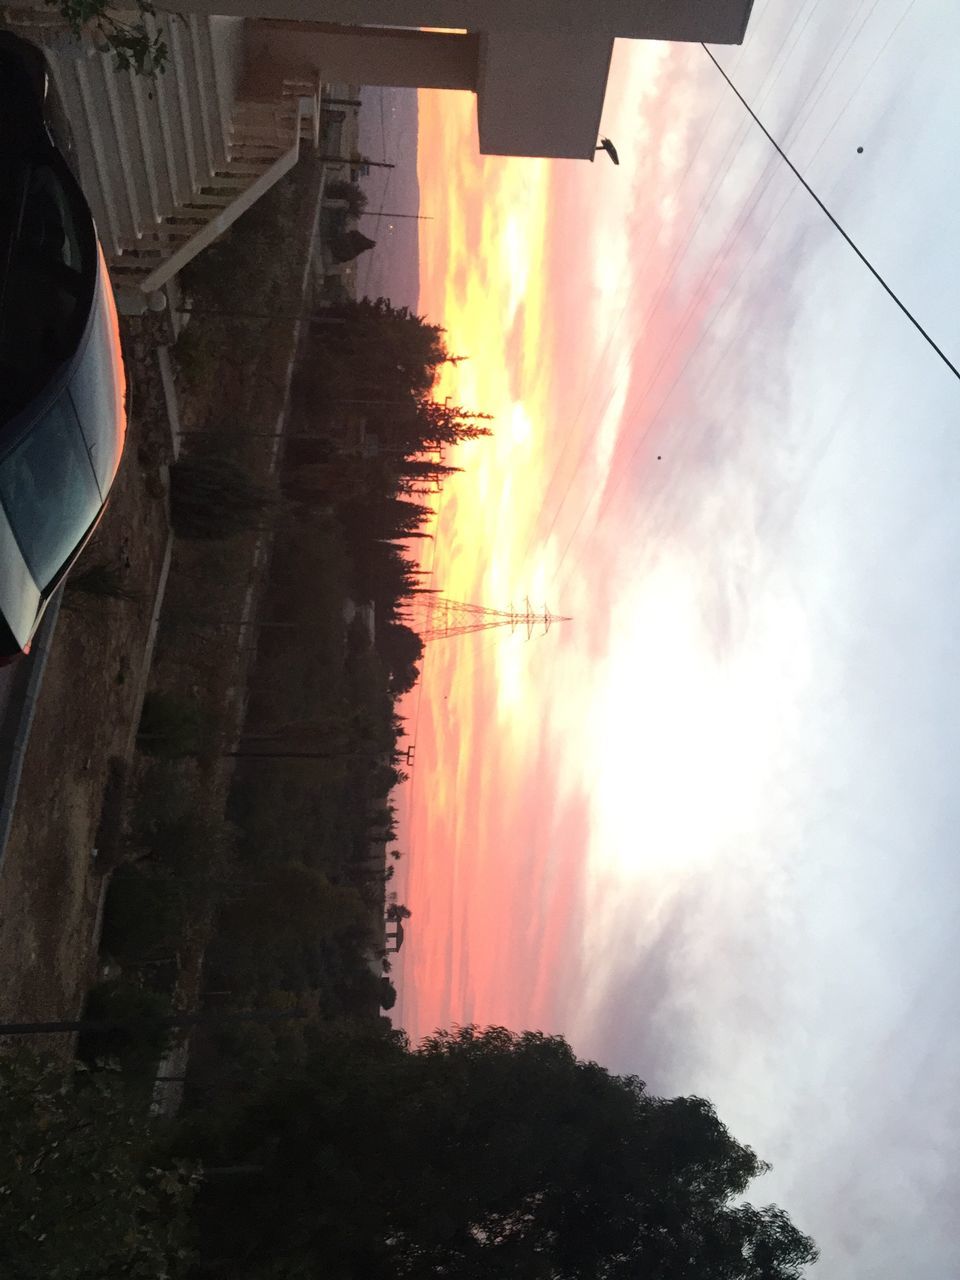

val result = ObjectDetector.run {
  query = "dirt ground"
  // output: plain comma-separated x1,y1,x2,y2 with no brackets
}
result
0,156,326,1044
0,316,171,1038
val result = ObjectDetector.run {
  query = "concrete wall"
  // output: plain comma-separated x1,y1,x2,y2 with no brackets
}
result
245,19,479,92
477,30,612,160
165,0,755,44
192,0,757,161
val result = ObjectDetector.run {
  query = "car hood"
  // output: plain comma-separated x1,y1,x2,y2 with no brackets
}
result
69,246,127,496
0,504,42,649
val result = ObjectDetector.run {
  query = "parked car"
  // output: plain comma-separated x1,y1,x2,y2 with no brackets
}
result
0,31,127,662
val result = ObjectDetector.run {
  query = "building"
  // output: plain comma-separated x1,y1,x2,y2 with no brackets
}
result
166,0,756,161
0,0,753,304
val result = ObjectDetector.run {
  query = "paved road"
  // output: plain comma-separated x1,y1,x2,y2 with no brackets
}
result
0,594,63,865
0,665,19,727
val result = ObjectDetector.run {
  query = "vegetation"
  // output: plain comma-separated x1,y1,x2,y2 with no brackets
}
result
76,979,175,1082
0,1052,196,1278
64,559,144,606
169,455,276,541
324,178,369,219
0,176,819,1280
51,0,167,74
137,691,211,759
180,1024,817,1279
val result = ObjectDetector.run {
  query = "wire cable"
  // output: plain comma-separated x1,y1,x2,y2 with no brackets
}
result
523,0,856,568
701,42,960,384
802,0,919,170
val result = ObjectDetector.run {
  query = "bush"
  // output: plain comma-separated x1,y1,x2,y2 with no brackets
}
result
138,691,211,758
170,455,276,540
77,980,174,1081
324,178,368,219
100,865,187,964
64,559,144,605
53,0,167,74
0,1052,197,1279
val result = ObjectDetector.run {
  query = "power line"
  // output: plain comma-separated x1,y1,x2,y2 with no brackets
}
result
801,0,919,169
785,0,884,145
555,19,957,589
701,42,960,384
523,1,853,568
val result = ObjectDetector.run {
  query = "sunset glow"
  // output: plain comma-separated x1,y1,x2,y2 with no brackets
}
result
395,42,789,1037
390,8,960,1278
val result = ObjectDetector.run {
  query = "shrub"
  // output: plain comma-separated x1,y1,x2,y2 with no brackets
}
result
99,865,187,964
170,455,276,540
324,178,368,219
0,1052,197,1278
138,690,210,758
65,559,144,605
51,0,167,73
77,979,174,1081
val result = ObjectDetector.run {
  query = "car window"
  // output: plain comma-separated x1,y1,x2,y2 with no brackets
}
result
24,163,84,270
0,393,102,588
0,160,93,419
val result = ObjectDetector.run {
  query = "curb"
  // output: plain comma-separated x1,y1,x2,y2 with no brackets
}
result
0,589,65,869
122,530,174,762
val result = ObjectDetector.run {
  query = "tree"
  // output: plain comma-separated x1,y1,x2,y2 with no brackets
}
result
378,977,397,1010
217,863,367,953
380,623,424,696
414,398,494,447
183,1025,817,1280
328,229,377,264
324,178,369,219
0,1053,197,1279
54,0,166,73
319,297,451,397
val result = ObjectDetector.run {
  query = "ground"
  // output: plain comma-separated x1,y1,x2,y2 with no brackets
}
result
0,156,328,1050
0,315,171,1041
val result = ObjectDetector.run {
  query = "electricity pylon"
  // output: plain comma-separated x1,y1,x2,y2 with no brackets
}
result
412,597,569,642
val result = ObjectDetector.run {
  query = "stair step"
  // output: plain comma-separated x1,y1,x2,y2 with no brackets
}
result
145,13,192,204
70,57,124,254
166,14,218,184
161,14,200,193
96,53,145,237
130,69,178,218
190,14,229,171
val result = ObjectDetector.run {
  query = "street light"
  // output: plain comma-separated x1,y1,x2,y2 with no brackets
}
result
596,136,620,165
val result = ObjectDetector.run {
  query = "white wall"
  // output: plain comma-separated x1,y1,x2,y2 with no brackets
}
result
165,0,754,44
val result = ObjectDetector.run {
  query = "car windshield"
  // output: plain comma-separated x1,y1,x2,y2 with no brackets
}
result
0,159,93,420
0,393,101,588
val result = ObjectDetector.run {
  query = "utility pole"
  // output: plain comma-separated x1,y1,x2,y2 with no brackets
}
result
0,1007,309,1038
173,306,345,323
318,154,395,169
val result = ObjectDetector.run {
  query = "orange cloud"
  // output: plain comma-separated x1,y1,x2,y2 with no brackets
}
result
395,42,767,1042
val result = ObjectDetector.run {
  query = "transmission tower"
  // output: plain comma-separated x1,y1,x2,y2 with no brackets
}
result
412,597,570,642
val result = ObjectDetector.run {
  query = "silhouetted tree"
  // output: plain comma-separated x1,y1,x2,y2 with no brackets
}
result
183,1025,818,1280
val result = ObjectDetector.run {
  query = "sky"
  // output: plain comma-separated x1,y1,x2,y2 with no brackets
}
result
355,88,420,308
383,2,960,1276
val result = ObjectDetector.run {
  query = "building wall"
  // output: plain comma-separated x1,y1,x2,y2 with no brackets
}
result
168,0,756,161
166,0,754,44
477,30,613,160
245,20,479,93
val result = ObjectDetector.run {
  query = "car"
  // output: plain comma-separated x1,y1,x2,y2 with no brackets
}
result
0,30,127,662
